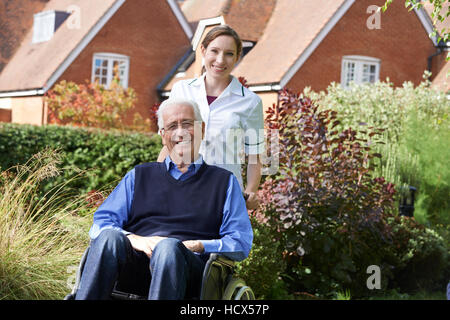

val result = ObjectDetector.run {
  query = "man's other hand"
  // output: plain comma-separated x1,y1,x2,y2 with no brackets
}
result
127,234,167,258
182,240,204,253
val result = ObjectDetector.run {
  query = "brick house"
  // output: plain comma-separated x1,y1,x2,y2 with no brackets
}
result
1,0,447,126
161,0,449,113
0,0,192,125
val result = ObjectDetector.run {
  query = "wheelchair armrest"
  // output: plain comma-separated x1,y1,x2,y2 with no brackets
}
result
200,253,236,300
208,253,236,268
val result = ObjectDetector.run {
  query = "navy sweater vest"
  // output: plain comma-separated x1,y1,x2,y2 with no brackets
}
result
124,162,231,241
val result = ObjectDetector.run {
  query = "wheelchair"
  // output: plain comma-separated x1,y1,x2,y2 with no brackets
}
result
64,246,255,300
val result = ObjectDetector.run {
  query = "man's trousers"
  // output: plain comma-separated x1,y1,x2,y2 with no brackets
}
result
75,229,207,300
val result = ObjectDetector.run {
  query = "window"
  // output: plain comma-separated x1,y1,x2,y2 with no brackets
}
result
341,56,380,88
32,11,70,44
33,11,56,43
92,53,129,88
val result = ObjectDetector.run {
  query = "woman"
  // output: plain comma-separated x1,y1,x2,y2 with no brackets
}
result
157,25,264,210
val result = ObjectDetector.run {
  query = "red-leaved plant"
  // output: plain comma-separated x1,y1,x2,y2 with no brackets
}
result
46,78,138,130
255,89,397,297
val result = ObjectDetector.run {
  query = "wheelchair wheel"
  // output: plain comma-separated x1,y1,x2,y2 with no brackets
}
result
222,277,255,300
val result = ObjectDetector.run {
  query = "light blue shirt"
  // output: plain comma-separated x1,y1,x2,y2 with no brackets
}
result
89,156,253,261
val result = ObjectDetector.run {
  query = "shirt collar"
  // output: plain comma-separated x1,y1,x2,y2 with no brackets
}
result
164,154,204,172
193,74,244,97
229,75,245,96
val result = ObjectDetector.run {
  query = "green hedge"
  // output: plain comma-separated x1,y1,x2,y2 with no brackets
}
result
0,123,162,195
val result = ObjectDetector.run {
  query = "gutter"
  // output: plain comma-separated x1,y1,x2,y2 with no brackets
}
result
156,47,194,100
0,88,45,98
428,41,450,72
248,83,282,92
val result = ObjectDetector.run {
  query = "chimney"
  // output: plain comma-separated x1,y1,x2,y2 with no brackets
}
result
32,10,70,44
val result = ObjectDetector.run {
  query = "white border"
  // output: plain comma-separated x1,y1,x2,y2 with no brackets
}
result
191,16,225,51
0,88,45,98
166,0,193,39
248,84,282,92
414,7,438,46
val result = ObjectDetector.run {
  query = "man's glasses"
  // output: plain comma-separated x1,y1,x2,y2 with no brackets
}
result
162,120,195,133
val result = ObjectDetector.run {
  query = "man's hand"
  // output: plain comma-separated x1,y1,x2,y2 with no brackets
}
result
182,240,204,253
127,234,167,258
245,191,260,210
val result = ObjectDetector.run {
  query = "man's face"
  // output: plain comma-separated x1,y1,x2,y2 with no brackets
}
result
161,103,204,164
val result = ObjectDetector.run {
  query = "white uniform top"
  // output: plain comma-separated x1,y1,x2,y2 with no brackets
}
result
169,74,265,190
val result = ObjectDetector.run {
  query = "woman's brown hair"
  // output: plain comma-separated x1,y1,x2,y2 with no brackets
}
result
201,25,242,58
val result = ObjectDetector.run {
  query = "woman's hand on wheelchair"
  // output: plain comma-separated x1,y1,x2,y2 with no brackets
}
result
244,192,260,210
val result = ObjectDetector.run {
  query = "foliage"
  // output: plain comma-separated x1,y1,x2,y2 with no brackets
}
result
0,123,162,197
46,78,136,129
0,149,90,299
256,89,397,297
383,0,449,48
387,216,449,293
369,288,447,300
235,217,288,299
306,74,447,143
46,78,156,132
399,110,449,225
304,76,449,226
255,89,449,298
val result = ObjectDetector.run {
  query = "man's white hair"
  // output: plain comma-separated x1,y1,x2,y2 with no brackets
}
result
157,97,203,131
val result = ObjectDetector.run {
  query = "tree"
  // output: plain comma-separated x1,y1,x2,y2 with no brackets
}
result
383,0,449,49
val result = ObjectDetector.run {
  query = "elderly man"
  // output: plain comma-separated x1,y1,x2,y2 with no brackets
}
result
75,98,253,300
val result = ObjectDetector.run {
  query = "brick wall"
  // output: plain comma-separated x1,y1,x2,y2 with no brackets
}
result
286,0,436,92
0,109,11,122
57,0,190,126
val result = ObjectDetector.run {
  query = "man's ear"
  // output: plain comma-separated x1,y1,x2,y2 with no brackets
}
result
160,129,167,146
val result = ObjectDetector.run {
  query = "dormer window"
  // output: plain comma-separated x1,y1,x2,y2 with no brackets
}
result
32,10,70,44
241,41,255,58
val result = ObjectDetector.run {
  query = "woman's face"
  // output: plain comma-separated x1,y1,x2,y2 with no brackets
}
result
201,35,239,80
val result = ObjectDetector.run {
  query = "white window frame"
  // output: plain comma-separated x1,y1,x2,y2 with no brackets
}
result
341,55,380,88
91,53,130,88
0,98,12,110
32,11,56,43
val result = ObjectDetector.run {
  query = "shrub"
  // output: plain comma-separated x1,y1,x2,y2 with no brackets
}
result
256,89,448,298
46,78,138,129
386,216,449,293
46,77,158,132
0,149,90,299
399,110,449,226
256,89,397,297
304,75,449,226
0,123,162,197
235,217,287,299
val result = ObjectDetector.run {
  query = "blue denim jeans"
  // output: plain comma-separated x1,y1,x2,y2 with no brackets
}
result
75,229,206,300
